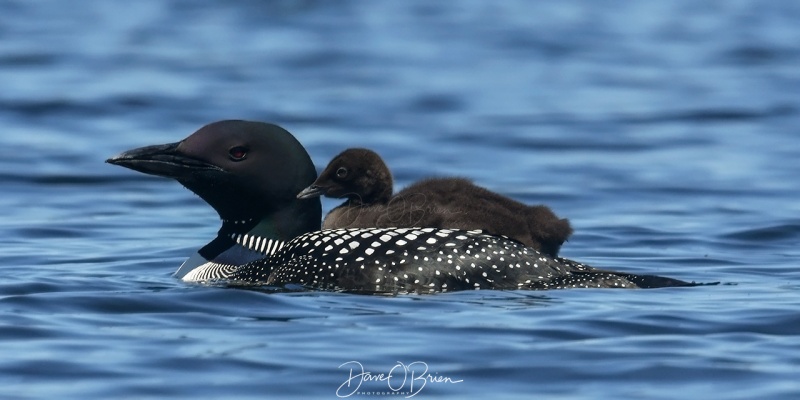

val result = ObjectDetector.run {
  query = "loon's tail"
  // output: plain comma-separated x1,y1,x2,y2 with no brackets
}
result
613,272,719,289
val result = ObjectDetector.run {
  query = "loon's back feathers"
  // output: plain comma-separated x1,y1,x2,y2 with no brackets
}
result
298,148,573,257
108,121,701,292
185,227,698,293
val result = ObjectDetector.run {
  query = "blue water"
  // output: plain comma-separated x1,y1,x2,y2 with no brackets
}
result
2,1,799,398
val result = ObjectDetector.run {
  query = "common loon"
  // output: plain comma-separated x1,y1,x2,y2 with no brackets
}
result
107,120,698,293
296,148,572,257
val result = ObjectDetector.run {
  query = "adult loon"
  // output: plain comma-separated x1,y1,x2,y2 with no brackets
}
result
107,120,697,293
296,148,572,257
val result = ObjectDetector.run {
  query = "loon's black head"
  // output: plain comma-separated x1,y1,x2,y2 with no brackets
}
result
107,120,322,241
297,148,393,205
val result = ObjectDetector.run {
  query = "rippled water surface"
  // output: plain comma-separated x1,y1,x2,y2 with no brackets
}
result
2,1,800,399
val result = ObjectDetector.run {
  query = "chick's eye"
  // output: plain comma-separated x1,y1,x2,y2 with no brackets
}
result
228,146,248,161
336,167,348,178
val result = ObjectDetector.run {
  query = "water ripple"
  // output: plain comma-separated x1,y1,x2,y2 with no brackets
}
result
2,1,800,399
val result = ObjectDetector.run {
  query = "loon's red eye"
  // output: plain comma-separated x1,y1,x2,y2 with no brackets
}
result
228,146,248,161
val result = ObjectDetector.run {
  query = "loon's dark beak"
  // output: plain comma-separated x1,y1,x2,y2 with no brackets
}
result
296,184,327,199
106,142,224,179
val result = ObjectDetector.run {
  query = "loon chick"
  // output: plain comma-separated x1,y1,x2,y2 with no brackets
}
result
107,120,698,293
296,148,572,257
